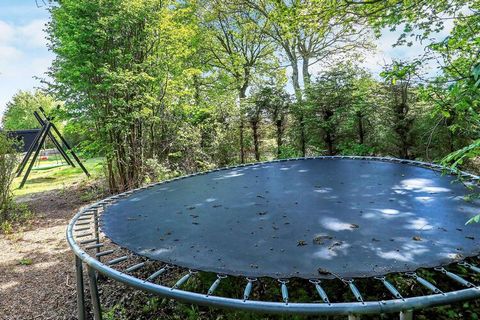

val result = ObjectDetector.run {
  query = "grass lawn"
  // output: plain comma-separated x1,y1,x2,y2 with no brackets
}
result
13,156,104,197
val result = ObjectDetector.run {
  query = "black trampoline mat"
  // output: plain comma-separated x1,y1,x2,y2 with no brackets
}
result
101,158,480,279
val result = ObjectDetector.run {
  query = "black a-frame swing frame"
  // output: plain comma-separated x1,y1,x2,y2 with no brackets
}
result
16,107,90,188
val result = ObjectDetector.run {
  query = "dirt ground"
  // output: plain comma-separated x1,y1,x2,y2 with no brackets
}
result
0,186,95,320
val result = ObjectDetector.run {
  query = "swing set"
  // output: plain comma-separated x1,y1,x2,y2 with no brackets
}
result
16,107,90,188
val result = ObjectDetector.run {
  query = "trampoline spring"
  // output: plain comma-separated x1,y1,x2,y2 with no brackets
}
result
95,250,115,257
309,280,330,304
77,217,92,221
107,256,128,266
434,267,474,287
278,279,289,304
74,227,90,232
207,275,227,296
406,273,443,294
172,270,196,290
459,262,480,274
85,243,104,249
125,262,146,273
146,265,172,282
243,278,257,301
75,222,91,226
80,238,99,244
76,233,93,238
374,277,403,300
344,280,364,303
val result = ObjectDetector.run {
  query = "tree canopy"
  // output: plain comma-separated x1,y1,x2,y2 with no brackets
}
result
2,90,56,131
44,0,480,192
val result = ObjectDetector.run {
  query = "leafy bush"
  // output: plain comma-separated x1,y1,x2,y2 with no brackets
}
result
0,133,31,233
338,142,376,156
143,158,179,183
0,132,18,217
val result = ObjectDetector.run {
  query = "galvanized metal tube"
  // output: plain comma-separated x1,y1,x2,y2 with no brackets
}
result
76,233,93,238
87,265,103,320
279,280,289,304
435,267,473,287
80,238,99,245
75,256,86,320
459,262,480,274
309,279,330,304
207,275,226,296
375,277,403,300
346,280,364,303
93,208,101,259
107,256,128,265
85,243,104,250
125,262,146,273
146,265,171,282
95,250,115,258
407,273,443,294
172,271,195,290
243,278,256,301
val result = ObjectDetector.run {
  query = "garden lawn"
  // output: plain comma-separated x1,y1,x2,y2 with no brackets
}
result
13,157,104,197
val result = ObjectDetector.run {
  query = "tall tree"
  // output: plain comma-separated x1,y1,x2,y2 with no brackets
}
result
200,0,277,162
242,0,372,155
48,0,198,191
2,90,56,130
252,85,291,157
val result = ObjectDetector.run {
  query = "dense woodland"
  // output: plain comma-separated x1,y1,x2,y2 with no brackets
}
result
5,0,477,193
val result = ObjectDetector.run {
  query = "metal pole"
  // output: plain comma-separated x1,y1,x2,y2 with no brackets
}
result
19,123,51,188
34,111,75,167
16,125,46,176
400,310,413,320
87,265,103,320
38,107,90,177
75,256,86,320
93,208,101,260
51,123,90,177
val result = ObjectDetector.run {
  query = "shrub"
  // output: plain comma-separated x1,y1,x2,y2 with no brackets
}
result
0,132,19,223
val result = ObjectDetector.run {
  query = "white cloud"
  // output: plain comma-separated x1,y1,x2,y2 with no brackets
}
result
18,19,48,48
0,18,52,116
0,20,15,43
0,45,23,63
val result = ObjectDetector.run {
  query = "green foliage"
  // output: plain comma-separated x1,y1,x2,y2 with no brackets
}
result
0,132,19,223
18,258,33,266
1,90,57,131
338,142,375,156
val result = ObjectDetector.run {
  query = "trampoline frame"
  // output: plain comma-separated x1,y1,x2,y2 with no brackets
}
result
67,156,480,320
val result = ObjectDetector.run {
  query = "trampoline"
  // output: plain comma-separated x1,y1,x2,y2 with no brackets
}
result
68,156,480,320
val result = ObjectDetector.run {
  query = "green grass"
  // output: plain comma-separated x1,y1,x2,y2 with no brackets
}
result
13,157,104,197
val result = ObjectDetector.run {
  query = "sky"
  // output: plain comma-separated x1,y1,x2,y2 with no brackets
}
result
0,1,452,118
0,0,52,117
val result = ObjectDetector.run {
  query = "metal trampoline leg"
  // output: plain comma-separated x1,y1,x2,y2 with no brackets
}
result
348,315,360,320
400,310,413,320
75,256,86,320
87,265,103,320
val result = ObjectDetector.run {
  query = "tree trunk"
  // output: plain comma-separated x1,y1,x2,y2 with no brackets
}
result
237,70,250,164
289,55,306,157
322,109,335,155
240,119,245,163
325,132,334,156
251,120,260,161
357,112,364,145
276,119,283,157
302,55,311,89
